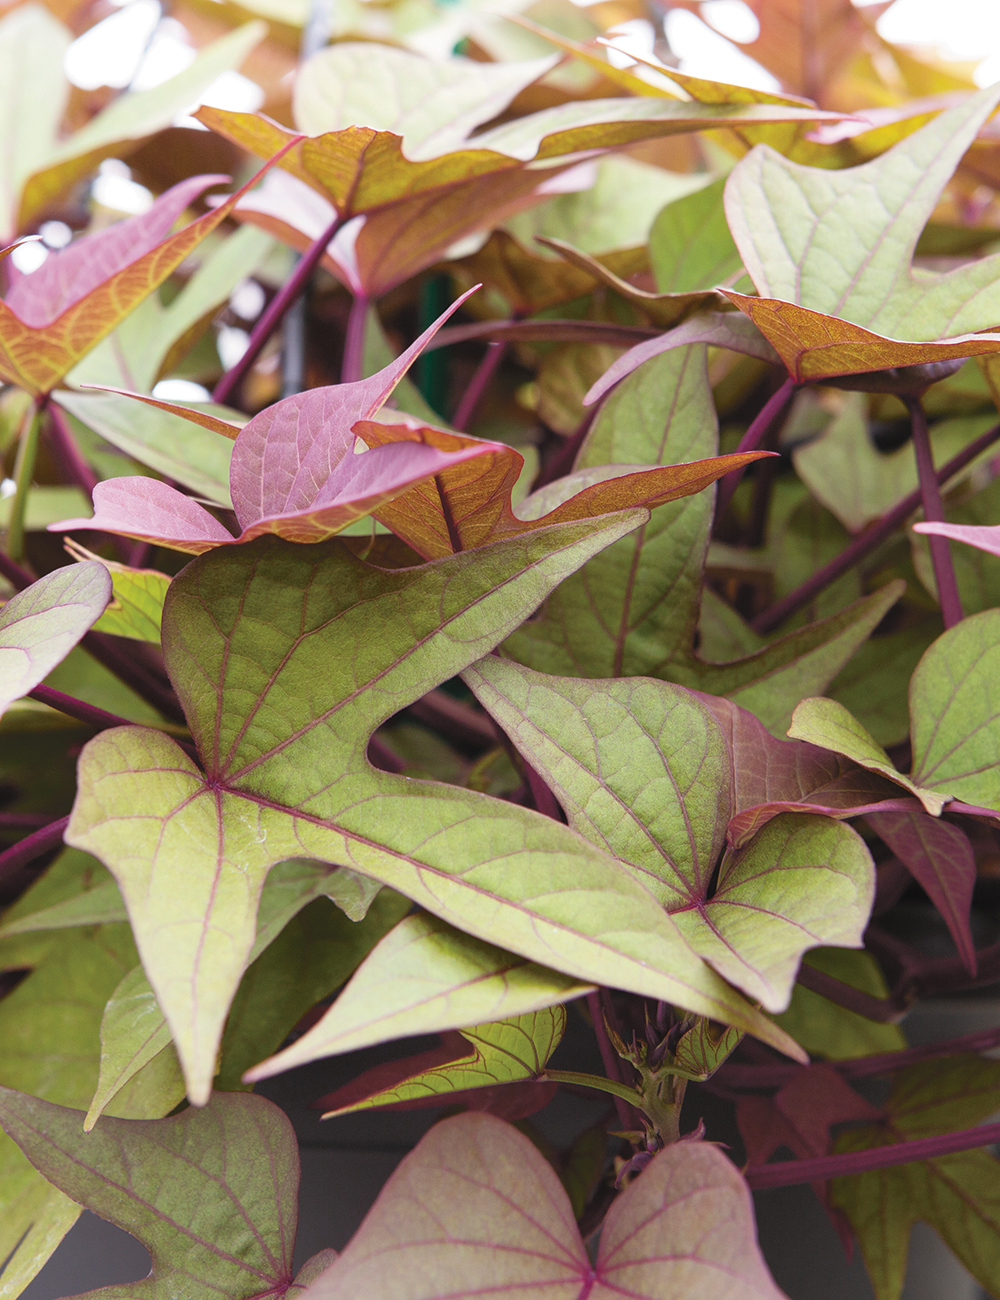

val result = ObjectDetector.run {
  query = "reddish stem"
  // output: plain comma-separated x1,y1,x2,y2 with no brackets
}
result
341,292,370,385
0,813,53,831
715,378,798,520
0,550,32,590
744,1119,1000,1189
47,404,97,496
29,684,138,732
452,341,506,431
80,631,186,725
753,418,1000,633
794,962,907,1023
523,759,565,822
407,689,496,752
906,395,963,628
0,817,69,882
588,991,633,1130
212,212,343,406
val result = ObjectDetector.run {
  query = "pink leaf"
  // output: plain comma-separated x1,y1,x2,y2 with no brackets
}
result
55,477,235,555
6,176,227,328
53,286,505,552
913,520,1000,558
866,808,978,975
302,1111,787,1300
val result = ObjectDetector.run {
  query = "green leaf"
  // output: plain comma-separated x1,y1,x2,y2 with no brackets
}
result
649,177,743,294
830,1057,1000,1300
301,1112,787,1299
83,555,170,644
319,1007,566,1116
788,696,950,815
505,345,903,734
774,948,906,1060
215,889,410,1090
0,922,177,1295
56,390,238,507
467,658,874,1011
245,911,591,1082
0,562,111,719
725,83,1000,340
0,1088,301,1300
0,847,125,937
85,857,375,1128
69,525,794,1103
0,4,69,242
908,609,1000,811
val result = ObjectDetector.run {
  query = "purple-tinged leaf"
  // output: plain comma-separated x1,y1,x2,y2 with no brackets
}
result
466,659,873,1011
914,519,1000,560
738,1062,881,1166
866,809,978,976
52,289,506,553
68,526,794,1104
301,1111,788,1300
0,562,110,718
583,310,778,408
0,1087,300,1300
5,176,224,328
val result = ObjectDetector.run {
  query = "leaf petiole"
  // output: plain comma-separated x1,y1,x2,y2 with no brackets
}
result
541,1068,643,1108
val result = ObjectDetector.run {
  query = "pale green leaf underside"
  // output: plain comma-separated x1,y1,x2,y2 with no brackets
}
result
246,911,591,1080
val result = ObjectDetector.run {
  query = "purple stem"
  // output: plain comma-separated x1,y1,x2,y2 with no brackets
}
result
46,404,97,496
0,813,53,831
523,759,565,822
407,689,496,752
0,550,32,590
715,378,798,520
587,990,633,1130
341,291,370,385
753,418,1000,633
212,212,343,406
80,631,186,725
744,1119,1000,1189
794,962,906,1023
29,684,137,732
366,734,407,774
721,1025,1000,1093
0,817,69,882
452,342,506,431
906,395,963,628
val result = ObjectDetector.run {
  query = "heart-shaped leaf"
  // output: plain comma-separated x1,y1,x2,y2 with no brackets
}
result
316,1007,566,1116
301,1111,788,1300
68,524,791,1104
0,561,110,719
466,658,874,1011
0,1087,302,1300
245,911,590,1082
51,291,506,553
361,414,772,559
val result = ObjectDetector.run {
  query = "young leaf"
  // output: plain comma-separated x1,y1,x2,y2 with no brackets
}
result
245,911,590,1082
316,1007,566,1116
0,561,110,719
52,292,507,553
788,697,950,815
301,1111,787,1300
0,168,275,396
830,1057,1000,1300
362,413,772,559
466,659,874,1011
0,1088,302,1300
69,525,793,1104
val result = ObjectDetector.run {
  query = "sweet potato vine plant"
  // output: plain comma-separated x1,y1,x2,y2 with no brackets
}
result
4,1,1000,1296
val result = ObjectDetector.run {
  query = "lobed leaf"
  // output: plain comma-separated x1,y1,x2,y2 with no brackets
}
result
467,658,874,1010
68,524,795,1103
302,1111,788,1300
0,1088,301,1300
